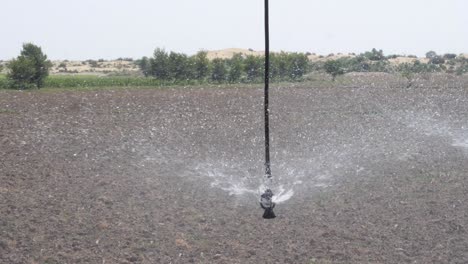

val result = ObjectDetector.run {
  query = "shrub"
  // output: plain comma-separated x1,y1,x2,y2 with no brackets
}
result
443,53,457,60
456,61,468,75
136,56,151,77
425,51,437,59
88,60,98,67
397,60,443,87
324,60,345,81
429,56,445,65
363,48,385,61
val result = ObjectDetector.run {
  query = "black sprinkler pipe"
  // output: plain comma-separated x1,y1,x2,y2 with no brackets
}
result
264,0,271,179
260,0,276,219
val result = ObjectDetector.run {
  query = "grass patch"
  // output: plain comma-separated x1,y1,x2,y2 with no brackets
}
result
0,108,17,114
0,75,203,90
43,75,180,88
0,74,7,89
0,73,358,91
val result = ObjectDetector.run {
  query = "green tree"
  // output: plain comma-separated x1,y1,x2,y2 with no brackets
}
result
363,48,385,61
289,53,309,79
7,43,52,89
425,51,447,65
192,51,210,80
270,52,289,80
211,58,227,83
244,55,263,82
425,51,437,59
136,56,151,77
150,48,169,80
324,60,345,81
167,52,191,81
227,53,243,83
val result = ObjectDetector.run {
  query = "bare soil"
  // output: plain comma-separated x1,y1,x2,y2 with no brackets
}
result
1,74,468,263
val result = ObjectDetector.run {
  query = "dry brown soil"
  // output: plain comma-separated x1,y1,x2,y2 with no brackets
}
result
1,74,468,263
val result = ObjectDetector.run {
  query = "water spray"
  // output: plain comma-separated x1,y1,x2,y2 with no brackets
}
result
260,0,276,219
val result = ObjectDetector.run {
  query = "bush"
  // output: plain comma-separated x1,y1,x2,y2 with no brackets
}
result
88,60,99,67
456,60,468,75
443,53,457,60
363,48,385,61
397,60,443,87
426,51,437,59
7,43,52,89
429,56,445,65
0,74,7,89
324,60,345,81
136,56,151,77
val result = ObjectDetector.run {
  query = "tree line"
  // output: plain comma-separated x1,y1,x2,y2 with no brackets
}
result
322,49,468,80
136,48,309,83
3,43,467,89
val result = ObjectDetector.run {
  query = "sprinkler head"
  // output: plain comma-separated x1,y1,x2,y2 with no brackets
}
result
260,189,276,219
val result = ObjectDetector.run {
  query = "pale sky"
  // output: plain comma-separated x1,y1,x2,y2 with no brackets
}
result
1,0,467,60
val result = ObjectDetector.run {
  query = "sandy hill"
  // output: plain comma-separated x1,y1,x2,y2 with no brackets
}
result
206,48,264,60
49,60,139,75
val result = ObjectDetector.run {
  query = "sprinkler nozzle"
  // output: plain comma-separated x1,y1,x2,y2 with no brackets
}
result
260,189,276,219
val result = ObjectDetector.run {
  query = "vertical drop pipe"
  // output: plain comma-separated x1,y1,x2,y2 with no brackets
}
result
260,0,276,219
264,0,271,179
